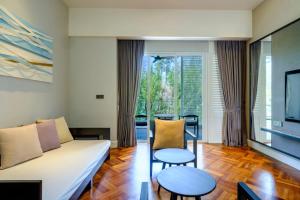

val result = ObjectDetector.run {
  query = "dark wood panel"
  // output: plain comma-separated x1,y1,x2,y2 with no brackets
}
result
0,180,42,200
70,128,110,140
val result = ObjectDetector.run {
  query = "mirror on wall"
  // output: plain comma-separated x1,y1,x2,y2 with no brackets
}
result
249,19,300,159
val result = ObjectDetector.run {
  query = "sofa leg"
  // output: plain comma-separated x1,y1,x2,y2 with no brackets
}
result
84,180,92,192
105,152,110,161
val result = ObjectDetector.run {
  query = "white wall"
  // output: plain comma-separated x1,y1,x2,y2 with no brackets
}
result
69,37,118,146
69,8,252,39
145,40,209,54
248,0,300,170
252,0,300,41
0,0,69,127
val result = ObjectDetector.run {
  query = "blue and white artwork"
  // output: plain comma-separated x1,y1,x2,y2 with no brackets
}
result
0,6,53,82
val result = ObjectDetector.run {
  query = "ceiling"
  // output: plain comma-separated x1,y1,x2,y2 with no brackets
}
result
63,0,264,10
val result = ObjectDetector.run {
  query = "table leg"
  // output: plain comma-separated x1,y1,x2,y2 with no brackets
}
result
170,193,177,200
162,162,166,170
195,197,201,200
158,185,161,194
174,194,177,200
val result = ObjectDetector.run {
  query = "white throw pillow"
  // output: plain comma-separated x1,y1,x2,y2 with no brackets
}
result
0,124,43,169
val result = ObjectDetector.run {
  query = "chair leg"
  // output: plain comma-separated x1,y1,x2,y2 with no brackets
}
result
150,159,153,178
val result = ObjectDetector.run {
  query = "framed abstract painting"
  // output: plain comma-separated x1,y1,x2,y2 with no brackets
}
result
0,6,53,83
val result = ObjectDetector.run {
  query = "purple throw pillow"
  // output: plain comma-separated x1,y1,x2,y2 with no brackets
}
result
36,120,61,152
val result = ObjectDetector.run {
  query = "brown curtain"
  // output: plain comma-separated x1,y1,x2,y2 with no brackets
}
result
250,42,261,140
117,40,145,147
216,41,247,146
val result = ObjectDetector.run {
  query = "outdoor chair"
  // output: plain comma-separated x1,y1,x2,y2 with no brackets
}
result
135,114,148,127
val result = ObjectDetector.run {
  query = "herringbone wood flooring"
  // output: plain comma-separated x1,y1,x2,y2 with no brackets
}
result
80,143,300,200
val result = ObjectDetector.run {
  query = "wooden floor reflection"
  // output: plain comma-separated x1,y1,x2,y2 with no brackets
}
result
80,142,300,200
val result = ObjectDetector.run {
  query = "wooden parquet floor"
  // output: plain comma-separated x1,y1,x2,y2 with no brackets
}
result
80,143,300,200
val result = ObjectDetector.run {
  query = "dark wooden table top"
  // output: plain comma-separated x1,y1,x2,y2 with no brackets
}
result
154,148,195,164
157,166,216,197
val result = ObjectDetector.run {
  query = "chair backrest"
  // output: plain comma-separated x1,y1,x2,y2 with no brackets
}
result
237,182,261,200
150,120,187,149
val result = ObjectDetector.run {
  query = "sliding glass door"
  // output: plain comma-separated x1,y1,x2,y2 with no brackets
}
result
136,54,203,141
181,56,203,127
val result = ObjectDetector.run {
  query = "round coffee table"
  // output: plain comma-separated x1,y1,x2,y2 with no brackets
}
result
157,166,216,200
154,148,195,167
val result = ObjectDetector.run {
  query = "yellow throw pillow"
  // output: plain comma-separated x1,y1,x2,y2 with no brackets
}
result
37,117,73,144
152,119,185,150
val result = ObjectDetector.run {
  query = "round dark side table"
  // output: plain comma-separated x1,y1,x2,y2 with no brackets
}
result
157,166,216,200
154,148,195,168
154,148,196,194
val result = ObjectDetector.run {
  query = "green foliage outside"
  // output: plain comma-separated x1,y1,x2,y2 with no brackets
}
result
136,56,202,124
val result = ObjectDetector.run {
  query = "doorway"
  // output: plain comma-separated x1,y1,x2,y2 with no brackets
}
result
135,54,203,141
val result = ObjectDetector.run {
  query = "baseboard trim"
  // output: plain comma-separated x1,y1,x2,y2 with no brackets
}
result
248,139,300,171
111,140,118,148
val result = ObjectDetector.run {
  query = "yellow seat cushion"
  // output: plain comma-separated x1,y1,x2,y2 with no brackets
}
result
152,119,185,150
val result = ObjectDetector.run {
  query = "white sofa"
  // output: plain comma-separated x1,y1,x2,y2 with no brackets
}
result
0,140,110,200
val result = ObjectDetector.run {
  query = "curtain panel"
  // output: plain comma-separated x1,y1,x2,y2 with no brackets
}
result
117,40,145,147
250,42,261,140
216,41,247,146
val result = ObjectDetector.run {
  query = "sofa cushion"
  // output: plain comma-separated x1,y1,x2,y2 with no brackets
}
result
36,120,61,152
153,119,185,149
37,117,73,144
0,124,43,169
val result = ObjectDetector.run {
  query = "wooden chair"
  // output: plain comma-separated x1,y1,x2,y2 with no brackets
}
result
179,114,199,138
237,182,261,200
149,120,198,177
